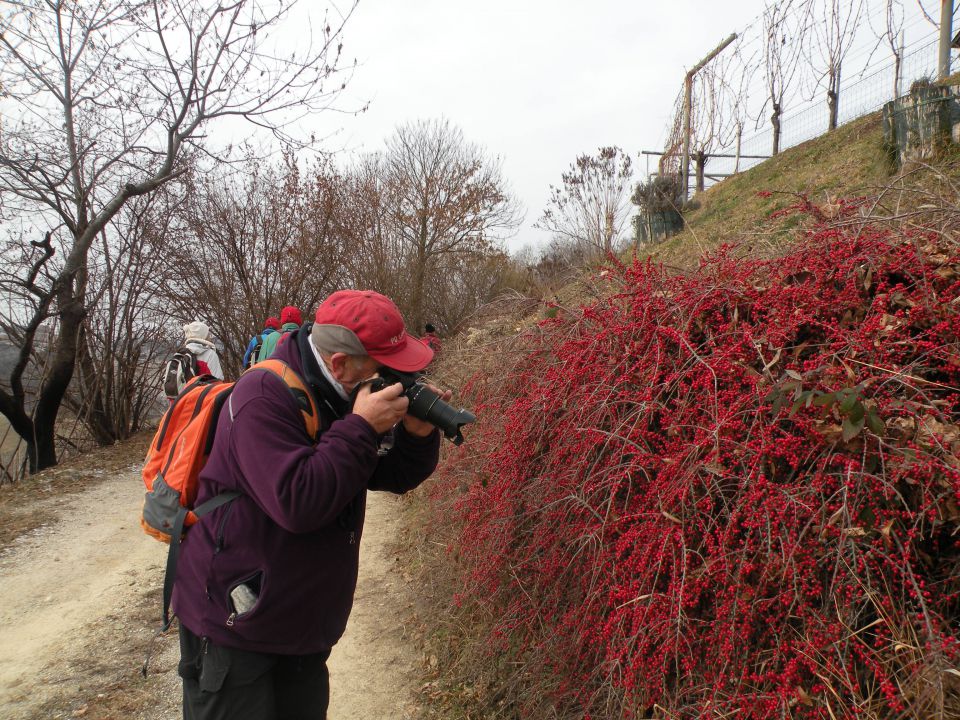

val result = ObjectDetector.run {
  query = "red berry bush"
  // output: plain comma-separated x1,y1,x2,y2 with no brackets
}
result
430,201,960,718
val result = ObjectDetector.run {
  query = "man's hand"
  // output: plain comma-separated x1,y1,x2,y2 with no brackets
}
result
402,384,453,437
352,381,409,435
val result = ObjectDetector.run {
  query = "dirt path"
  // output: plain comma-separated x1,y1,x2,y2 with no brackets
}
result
0,462,424,719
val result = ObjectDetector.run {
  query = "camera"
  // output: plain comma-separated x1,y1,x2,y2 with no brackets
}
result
369,369,476,445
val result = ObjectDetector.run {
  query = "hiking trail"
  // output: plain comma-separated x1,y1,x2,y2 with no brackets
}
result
0,457,423,719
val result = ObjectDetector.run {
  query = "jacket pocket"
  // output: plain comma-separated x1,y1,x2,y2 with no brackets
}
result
225,570,263,627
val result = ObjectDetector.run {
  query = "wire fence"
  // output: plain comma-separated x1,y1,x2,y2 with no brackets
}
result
654,1,950,193
703,36,942,182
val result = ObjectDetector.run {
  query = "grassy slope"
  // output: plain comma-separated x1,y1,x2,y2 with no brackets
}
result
648,112,891,268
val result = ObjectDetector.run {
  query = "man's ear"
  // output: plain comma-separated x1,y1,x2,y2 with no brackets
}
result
328,352,349,381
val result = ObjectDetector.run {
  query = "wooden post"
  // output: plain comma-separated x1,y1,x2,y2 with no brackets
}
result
679,33,737,201
939,0,953,79
680,75,692,201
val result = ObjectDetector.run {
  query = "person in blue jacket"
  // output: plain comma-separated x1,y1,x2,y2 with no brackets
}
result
242,316,281,369
173,290,448,720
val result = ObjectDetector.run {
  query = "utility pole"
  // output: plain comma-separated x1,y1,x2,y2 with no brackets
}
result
939,0,954,79
680,33,737,201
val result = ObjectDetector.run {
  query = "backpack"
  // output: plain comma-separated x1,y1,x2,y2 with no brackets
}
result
255,325,295,364
162,346,200,398
141,358,320,630
245,333,266,369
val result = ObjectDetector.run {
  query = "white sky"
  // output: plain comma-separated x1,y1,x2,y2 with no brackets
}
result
307,0,767,253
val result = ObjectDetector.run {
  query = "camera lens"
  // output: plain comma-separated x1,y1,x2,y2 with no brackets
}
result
406,383,476,445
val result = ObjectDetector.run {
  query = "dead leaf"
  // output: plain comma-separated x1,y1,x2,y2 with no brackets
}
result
887,416,917,437
814,421,845,443
918,416,960,447
762,347,782,374
936,265,960,281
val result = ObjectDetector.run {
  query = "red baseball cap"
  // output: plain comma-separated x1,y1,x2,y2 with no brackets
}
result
312,290,433,372
280,305,302,325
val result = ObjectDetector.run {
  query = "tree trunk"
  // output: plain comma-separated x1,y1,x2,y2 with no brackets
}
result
734,126,742,174
771,103,782,156
694,151,707,193
409,211,429,333
893,54,902,100
827,67,840,131
26,432,57,474
27,233,91,472
603,210,614,254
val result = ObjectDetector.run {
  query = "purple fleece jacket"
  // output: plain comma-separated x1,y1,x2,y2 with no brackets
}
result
172,326,440,654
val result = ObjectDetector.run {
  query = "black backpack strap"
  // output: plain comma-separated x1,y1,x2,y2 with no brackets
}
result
160,490,240,631
143,489,240,677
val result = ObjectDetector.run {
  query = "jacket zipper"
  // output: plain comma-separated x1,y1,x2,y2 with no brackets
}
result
214,500,236,553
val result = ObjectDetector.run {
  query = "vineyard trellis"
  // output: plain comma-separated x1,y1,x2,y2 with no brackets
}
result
658,0,954,192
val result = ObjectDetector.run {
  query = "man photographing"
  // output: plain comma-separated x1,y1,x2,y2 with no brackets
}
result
172,289,449,719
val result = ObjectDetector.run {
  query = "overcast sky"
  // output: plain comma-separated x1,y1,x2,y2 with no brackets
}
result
307,0,766,253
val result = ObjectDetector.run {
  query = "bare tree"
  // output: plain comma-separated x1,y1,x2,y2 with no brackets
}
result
759,0,808,155
169,153,349,376
68,194,182,444
871,0,906,99
335,153,407,301
805,0,865,130
913,0,939,27
715,37,760,174
536,147,634,258
373,119,523,332
422,247,515,334
0,0,357,472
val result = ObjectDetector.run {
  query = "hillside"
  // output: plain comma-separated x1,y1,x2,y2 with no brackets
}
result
404,111,960,719
649,112,896,268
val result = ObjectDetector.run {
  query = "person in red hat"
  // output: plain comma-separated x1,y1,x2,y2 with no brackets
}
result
254,305,303,363
173,289,449,720
422,322,442,354
242,315,281,369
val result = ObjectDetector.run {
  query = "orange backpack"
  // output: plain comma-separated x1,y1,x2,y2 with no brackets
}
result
141,358,319,629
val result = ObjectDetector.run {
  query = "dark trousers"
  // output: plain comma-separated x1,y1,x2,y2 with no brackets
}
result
178,623,330,720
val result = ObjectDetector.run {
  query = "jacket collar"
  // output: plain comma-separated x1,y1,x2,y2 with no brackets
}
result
293,323,351,418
